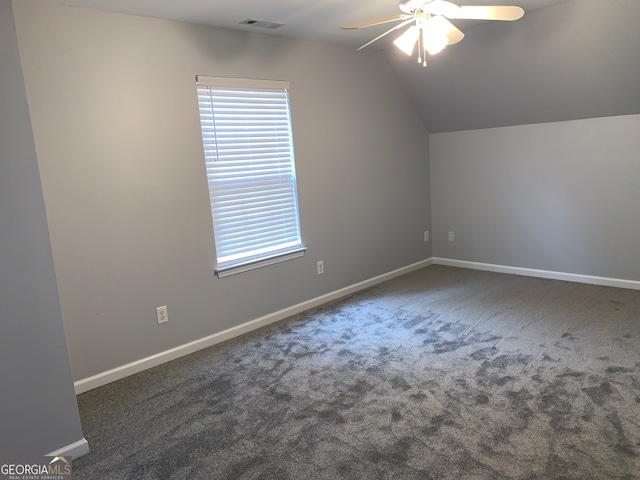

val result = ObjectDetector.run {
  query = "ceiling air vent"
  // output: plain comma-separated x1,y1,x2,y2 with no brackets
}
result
239,19,286,30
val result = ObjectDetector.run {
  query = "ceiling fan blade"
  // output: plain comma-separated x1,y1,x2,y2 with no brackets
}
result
430,16,465,45
422,0,462,17
448,5,525,21
341,14,412,30
356,17,416,50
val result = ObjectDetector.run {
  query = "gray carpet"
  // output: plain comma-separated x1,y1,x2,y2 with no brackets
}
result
73,265,640,479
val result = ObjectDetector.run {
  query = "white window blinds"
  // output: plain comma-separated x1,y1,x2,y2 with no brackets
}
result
196,76,304,276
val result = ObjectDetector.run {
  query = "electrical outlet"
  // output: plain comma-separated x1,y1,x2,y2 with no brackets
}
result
156,305,168,324
448,231,455,242
317,261,324,275
424,231,430,242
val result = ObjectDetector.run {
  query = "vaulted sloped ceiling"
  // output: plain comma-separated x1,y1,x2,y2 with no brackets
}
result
387,0,640,132
33,0,640,133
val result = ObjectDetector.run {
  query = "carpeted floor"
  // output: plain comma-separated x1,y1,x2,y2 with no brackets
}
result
73,265,640,479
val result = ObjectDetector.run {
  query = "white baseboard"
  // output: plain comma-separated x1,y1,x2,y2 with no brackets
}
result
433,258,640,290
47,437,89,459
74,258,434,394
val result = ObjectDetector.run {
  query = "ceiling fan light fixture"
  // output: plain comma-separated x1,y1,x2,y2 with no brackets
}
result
393,25,420,55
423,17,449,55
424,31,448,55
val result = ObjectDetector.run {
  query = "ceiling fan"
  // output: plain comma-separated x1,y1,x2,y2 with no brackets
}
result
341,0,524,66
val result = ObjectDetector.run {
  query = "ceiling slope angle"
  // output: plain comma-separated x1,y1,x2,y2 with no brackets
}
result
385,0,640,133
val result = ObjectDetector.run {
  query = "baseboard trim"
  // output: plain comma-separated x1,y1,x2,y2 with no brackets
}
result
74,258,434,394
47,437,89,459
433,258,640,290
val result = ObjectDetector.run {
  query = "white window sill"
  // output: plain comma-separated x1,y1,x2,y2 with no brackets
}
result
215,248,307,278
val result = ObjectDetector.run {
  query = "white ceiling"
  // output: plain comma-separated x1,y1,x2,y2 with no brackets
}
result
36,0,566,48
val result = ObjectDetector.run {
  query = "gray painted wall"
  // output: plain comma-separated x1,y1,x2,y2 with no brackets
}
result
13,0,431,381
0,0,84,456
430,115,640,281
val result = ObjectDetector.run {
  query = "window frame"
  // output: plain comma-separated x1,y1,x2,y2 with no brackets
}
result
196,75,305,277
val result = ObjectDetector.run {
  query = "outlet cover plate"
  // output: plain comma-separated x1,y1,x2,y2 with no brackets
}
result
156,306,168,324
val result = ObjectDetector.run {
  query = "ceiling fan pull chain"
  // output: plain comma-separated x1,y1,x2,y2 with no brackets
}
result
419,28,427,67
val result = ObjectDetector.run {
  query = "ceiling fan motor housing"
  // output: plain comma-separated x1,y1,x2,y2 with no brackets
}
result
400,0,434,14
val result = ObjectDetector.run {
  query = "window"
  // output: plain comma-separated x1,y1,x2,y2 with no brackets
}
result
196,76,305,277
